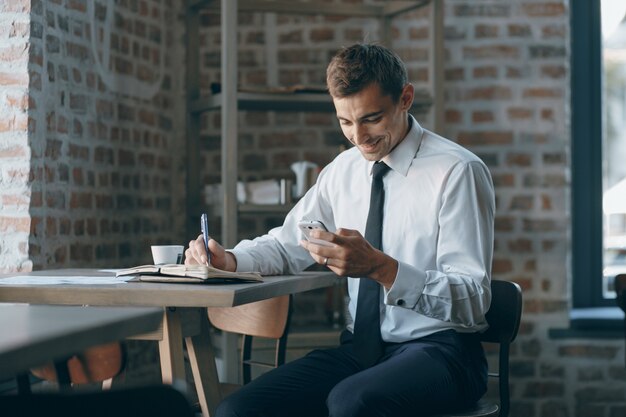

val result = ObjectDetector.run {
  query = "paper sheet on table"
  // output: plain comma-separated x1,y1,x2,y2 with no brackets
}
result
0,274,133,285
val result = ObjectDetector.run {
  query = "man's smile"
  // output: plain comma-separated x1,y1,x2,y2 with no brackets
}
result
357,137,383,152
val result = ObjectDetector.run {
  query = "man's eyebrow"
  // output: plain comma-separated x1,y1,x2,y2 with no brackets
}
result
359,111,384,120
337,110,384,122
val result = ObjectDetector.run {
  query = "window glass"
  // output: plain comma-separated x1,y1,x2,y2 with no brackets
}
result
601,0,626,299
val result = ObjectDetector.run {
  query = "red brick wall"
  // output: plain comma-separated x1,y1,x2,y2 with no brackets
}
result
0,0,187,271
0,0,32,272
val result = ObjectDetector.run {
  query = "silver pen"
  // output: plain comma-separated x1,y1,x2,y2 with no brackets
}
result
201,213,210,266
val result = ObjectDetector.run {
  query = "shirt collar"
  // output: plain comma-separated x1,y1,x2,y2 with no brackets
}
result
369,114,423,177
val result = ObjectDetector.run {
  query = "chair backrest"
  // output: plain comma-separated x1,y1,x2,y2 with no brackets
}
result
207,295,293,384
207,295,291,339
479,280,523,417
480,280,523,345
30,342,125,385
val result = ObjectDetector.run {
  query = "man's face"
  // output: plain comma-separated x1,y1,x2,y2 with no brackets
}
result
332,83,414,161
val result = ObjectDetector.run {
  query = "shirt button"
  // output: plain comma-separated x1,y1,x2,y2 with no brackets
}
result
397,299,405,306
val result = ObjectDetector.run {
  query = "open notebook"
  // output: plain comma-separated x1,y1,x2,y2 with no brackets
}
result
115,264,263,284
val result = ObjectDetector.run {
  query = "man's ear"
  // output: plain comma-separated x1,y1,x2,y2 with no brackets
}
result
400,83,415,111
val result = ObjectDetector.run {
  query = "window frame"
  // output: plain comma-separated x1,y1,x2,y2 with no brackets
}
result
570,0,612,308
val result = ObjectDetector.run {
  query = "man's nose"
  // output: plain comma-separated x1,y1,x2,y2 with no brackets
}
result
352,124,368,143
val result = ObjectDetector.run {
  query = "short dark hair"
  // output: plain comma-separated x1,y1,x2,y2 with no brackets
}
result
326,43,408,102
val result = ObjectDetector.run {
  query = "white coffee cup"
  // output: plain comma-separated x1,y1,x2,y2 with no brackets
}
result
151,245,184,265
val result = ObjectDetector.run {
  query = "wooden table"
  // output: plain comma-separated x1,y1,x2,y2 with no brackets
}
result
0,269,338,416
0,304,162,379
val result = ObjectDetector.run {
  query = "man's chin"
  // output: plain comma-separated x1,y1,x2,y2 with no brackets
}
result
358,148,383,161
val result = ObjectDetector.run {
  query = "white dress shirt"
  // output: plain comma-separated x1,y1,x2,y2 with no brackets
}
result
231,116,495,343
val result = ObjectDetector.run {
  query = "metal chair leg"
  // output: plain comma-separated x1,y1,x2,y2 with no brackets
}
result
16,373,31,395
53,360,72,391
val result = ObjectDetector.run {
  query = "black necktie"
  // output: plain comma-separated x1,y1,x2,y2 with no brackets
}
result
353,161,390,368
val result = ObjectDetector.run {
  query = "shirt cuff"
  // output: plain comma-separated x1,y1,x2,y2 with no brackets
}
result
229,249,255,272
383,261,426,309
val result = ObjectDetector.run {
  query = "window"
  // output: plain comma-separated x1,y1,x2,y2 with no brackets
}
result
572,0,626,308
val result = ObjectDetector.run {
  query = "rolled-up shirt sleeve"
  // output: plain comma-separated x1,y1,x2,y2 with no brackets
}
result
384,160,494,328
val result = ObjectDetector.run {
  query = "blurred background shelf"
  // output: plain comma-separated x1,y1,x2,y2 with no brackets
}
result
238,204,295,213
189,91,434,114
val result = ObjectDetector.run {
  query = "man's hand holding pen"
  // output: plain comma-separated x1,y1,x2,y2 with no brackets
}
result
185,213,238,271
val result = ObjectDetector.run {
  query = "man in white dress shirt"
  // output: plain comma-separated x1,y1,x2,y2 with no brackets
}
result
186,43,495,417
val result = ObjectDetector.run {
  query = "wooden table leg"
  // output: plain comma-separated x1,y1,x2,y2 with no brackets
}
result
186,308,222,417
158,308,186,384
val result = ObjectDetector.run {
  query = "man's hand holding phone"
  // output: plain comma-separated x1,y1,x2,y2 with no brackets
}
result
298,219,398,288
298,219,337,269
297,220,334,247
